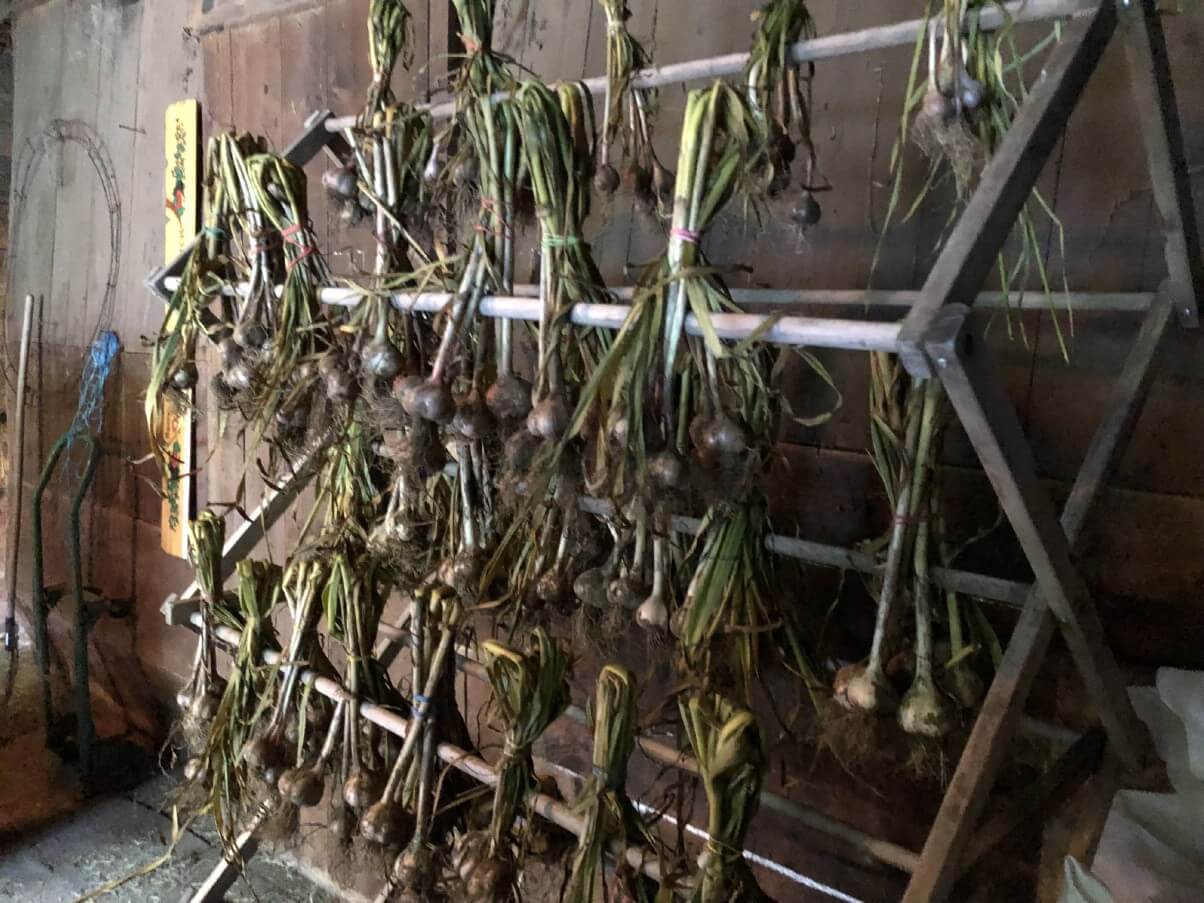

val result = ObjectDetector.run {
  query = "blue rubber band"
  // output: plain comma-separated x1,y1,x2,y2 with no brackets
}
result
413,694,431,720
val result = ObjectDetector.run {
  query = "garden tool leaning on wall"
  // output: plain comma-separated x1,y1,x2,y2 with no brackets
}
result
31,434,105,778
29,330,129,783
2,295,36,702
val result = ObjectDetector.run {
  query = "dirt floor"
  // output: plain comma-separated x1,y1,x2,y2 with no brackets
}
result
0,638,88,840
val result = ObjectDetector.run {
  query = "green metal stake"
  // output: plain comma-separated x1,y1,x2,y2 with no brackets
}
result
31,433,101,778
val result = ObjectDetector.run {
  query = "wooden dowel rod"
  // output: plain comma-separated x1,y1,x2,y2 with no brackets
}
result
164,279,904,352
161,277,1155,314
323,0,1092,130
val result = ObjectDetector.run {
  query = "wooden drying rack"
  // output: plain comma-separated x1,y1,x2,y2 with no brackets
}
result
148,1,1200,899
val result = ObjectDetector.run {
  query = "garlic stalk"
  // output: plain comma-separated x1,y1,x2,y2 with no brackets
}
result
636,535,669,632
898,511,952,738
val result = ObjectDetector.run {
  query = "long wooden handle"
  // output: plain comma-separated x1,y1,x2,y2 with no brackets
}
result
4,293,36,649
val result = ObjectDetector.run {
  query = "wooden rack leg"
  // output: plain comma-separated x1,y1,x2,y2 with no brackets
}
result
1122,0,1203,326
926,305,1151,765
172,439,324,602
903,289,1173,901
962,727,1106,869
1037,751,1121,901
185,809,267,903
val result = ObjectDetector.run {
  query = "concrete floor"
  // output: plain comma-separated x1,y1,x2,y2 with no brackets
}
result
0,635,334,903
0,773,338,903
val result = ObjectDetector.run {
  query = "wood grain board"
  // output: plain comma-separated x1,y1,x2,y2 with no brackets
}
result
159,99,200,558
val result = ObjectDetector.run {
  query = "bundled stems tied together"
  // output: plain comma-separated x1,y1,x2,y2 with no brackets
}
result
746,0,823,226
662,82,823,700
594,0,666,209
241,557,328,782
682,693,769,903
880,0,1069,350
391,587,465,893
361,585,461,853
364,0,413,121
451,628,570,900
177,512,227,739
358,582,457,852
327,552,386,819
516,79,606,443
565,665,660,903
844,366,990,736
180,557,285,850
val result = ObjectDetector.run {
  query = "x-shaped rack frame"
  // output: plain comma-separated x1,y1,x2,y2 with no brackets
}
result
147,1,1200,898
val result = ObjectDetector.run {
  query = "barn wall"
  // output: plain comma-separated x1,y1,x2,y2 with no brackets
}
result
185,0,1204,672
5,0,201,742
3,0,1204,898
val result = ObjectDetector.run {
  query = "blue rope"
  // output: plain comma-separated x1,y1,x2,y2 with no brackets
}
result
65,330,121,452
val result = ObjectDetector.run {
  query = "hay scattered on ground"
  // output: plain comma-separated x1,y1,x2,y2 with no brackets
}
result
0,770,338,903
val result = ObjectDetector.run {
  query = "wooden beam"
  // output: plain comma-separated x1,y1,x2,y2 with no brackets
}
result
962,728,1106,869
1037,751,1121,901
1122,0,1203,327
927,306,1147,766
903,288,1173,901
171,431,326,604
1059,286,1175,532
905,598,1058,903
898,0,1117,378
187,806,269,903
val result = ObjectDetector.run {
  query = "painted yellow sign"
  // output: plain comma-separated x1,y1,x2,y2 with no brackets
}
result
161,99,200,558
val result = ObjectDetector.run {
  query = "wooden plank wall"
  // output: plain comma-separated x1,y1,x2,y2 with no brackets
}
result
202,2,1204,896
4,0,1204,897
4,0,202,739
187,0,1204,667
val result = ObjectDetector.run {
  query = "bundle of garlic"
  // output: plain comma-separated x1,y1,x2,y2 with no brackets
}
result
450,628,571,900
594,0,670,215
681,693,771,903
565,665,663,902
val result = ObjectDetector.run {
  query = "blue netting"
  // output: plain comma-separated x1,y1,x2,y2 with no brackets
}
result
65,330,121,453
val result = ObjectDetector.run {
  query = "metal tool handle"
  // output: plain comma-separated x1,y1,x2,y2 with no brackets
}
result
31,432,100,775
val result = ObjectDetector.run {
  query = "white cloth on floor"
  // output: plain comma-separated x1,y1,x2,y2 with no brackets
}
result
1060,856,1113,903
1156,669,1204,784
1060,670,1204,903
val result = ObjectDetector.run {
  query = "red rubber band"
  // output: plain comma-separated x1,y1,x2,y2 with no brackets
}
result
286,244,317,276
